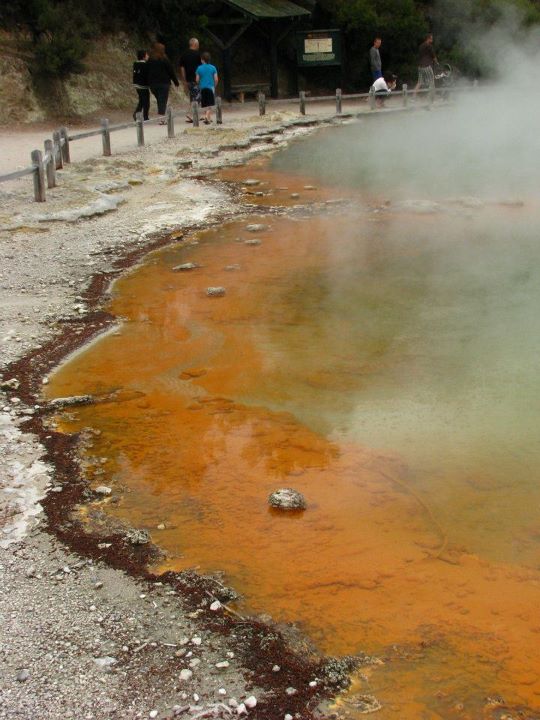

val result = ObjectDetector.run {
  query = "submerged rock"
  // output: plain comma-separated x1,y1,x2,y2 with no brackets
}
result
95,486,112,496
243,179,261,186
350,694,382,714
244,239,261,246
245,223,269,232
124,528,150,545
48,394,95,409
224,264,241,271
393,199,442,214
268,488,306,511
172,262,199,272
206,287,226,297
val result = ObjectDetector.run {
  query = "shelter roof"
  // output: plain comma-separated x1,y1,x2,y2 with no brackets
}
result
220,0,311,19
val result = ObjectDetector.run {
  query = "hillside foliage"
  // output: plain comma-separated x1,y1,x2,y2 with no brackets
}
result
1,0,539,83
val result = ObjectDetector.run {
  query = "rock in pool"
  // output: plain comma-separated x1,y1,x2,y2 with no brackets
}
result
124,528,150,545
172,262,199,272
206,287,226,297
245,223,269,232
268,488,307,511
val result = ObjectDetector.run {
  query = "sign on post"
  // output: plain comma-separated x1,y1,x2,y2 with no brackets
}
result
296,30,342,67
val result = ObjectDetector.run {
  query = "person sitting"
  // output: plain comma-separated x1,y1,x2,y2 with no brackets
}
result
371,72,397,107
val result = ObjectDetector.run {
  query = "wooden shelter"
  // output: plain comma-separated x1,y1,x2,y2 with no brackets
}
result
206,0,313,99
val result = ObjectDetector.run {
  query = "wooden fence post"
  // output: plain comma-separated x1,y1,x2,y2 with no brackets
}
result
31,149,46,202
101,118,111,156
53,130,63,170
44,139,56,189
299,91,306,115
336,88,342,115
60,127,70,163
192,102,199,127
402,83,408,107
166,106,175,138
258,92,266,116
216,96,223,125
135,112,145,146
369,87,376,110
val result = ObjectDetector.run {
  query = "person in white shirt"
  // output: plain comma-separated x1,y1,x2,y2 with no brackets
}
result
371,72,397,107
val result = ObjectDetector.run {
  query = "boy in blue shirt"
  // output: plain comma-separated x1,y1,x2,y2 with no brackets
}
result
196,52,219,124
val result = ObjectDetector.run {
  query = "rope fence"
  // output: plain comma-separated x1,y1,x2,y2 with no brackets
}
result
0,84,474,202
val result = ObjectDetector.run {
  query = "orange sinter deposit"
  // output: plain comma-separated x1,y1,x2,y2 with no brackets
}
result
46,165,540,719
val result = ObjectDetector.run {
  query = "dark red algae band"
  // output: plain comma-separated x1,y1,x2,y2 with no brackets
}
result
3,226,360,720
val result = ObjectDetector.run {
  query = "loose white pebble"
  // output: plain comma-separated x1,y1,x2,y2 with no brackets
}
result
245,696,257,708
179,669,193,681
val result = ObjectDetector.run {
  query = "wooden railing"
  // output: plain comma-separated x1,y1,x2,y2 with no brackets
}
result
0,101,223,202
0,85,474,202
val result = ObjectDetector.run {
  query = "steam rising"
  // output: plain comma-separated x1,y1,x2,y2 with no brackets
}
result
260,11,540,566
273,12,540,201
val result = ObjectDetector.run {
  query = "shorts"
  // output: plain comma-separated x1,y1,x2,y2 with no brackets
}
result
200,88,215,108
372,69,382,80
417,66,435,88
188,82,200,103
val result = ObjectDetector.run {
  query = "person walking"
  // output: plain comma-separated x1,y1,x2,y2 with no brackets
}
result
195,52,218,125
369,37,383,81
180,37,202,123
132,49,150,121
146,42,180,123
414,33,437,98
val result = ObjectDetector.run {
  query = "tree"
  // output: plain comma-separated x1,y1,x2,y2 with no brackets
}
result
318,0,428,87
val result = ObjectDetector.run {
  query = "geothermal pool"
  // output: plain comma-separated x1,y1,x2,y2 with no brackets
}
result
47,113,540,718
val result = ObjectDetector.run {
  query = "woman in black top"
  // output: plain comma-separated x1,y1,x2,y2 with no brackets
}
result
146,42,179,122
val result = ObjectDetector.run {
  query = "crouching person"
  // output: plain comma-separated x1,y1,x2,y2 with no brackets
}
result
196,52,218,125
371,72,397,108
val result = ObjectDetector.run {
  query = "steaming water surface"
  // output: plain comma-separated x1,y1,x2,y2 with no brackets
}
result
47,107,540,717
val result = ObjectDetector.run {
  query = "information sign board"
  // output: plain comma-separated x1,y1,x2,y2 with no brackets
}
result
296,30,342,67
